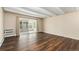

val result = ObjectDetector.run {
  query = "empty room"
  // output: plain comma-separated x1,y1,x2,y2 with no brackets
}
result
0,7,79,51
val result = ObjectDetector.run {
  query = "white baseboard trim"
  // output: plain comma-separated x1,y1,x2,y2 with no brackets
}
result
44,32,79,40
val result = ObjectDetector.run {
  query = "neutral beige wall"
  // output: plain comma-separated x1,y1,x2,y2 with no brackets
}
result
37,19,43,32
0,8,4,46
4,12,43,37
4,12,17,36
44,12,79,40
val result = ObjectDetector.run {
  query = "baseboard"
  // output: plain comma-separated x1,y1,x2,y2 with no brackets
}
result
44,32,78,40
38,32,44,33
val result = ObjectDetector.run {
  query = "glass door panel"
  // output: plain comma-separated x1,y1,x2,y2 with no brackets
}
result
19,18,37,34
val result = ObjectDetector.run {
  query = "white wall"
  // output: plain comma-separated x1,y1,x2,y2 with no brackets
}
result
4,12,17,37
44,12,79,40
0,8,4,46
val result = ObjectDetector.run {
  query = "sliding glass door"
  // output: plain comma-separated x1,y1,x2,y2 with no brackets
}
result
20,21,28,32
19,18,37,34
28,19,37,33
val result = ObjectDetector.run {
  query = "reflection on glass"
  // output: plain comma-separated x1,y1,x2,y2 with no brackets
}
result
20,19,37,33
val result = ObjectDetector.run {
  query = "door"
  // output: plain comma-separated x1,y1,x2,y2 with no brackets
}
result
19,18,37,35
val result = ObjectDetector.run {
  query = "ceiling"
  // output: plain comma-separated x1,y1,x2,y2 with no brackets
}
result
3,7,79,18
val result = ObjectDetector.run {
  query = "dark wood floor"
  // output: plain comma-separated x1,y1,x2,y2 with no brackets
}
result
0,32,79,51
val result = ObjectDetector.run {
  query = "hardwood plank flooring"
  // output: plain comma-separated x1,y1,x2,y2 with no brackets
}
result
0,32,79,51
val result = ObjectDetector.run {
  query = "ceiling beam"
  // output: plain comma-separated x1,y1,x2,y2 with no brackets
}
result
4,7,48,18
43,7,64,15
76,7,79,11
22,7,56,16
55,7,64,14
17,7,48,17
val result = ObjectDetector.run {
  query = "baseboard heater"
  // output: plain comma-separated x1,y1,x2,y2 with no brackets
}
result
4,29,16,37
